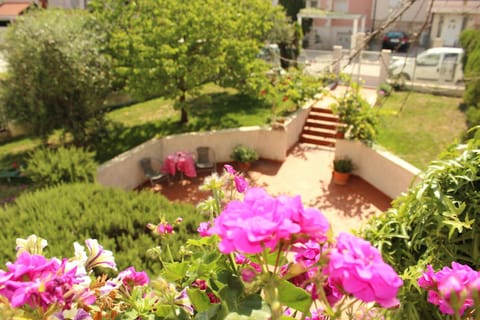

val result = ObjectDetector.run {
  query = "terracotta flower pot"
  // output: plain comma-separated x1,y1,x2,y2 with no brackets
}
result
236,161,251,173
332,171,350,185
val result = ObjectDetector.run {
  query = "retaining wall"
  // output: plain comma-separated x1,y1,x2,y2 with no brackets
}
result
97,100,422,200
335,139,422,199
97,101,313,191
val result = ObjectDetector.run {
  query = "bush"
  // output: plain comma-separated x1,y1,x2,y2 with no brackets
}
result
230,144,259,163
360,135,480,320
331,83,379,144
23,146,97,187
0,10,111,142
0,183,203,275
333,157,354,173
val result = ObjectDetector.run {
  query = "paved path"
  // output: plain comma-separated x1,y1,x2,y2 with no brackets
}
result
153,144,392,236
247,144,392,235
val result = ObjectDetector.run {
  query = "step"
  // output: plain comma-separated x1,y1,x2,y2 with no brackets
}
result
304,120,338,131
308,114,339,123
299,135,336,148
311,106,334,114
301,129,337,139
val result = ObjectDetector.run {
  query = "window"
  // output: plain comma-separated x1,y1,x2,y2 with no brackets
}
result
443,53,459,64
334,0,348,12
310,0,318,8
417,53,440,66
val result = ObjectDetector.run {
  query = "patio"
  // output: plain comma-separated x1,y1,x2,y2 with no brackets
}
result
139,143,392,235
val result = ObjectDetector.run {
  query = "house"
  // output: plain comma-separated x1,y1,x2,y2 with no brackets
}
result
0,0,35,26
297,0,433,50
298,0,480,50
372,0,430,39
298,0,373,49
430,0,480,47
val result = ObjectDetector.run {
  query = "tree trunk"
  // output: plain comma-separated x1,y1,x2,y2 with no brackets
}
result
179,92,188,124
180,108,188,124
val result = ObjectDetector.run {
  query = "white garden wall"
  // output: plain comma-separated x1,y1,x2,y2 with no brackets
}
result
97,103,311,190
98,100,422,200
335,139,423,199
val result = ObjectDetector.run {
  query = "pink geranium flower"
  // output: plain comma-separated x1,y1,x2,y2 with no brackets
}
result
418,262,480,315
326,232,403,308
224,164,249,193
0,252,90,312
197,222,212,237
209,188,329,255
209,188,300,254
117,266,149,289
293,240,321,268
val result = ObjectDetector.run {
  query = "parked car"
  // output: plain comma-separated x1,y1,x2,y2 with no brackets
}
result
382,31,410,52
388,47,464,86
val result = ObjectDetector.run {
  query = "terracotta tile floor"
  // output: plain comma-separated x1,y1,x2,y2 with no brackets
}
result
142,143,392,235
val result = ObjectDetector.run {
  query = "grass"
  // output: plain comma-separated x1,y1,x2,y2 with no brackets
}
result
376,91,466,170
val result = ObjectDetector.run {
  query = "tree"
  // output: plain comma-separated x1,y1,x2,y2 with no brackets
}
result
0,10,111,143
279,0,305,22
459,29,480,133
90,0,285,124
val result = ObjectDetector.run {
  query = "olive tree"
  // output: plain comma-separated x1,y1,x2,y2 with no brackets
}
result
0,10,111,143
90,0,286,124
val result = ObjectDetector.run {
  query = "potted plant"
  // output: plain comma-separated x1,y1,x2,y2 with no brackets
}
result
230,144,259,172
332,157,354,185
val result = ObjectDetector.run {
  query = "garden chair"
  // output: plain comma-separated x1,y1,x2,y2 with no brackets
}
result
139,157,169,186
195,146,216,174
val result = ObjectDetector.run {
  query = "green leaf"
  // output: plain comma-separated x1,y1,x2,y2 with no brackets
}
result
237,294,263,315
161,261,190,282
154,305,174,317
188,288,212,312
194,304,224,320
276,279,312,314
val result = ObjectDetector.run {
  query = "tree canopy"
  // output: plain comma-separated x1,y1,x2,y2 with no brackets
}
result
460,29,480,135
89,0,288,123
0,10,111,142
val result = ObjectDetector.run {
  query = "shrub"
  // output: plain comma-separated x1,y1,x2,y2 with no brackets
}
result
0,10,111,142
0,183,203,275
23,146,97,187
331,83,379,144
230,144,259,163
360,135,480,320
333,157,354,173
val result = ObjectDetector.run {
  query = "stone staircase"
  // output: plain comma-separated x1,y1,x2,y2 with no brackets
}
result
299,106,340,148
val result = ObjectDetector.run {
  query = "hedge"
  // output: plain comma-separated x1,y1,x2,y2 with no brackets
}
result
0,183,204,275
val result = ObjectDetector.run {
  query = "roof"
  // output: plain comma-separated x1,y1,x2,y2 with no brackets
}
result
0,2,31,21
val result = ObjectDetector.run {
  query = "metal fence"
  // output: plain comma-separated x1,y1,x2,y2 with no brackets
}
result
299,48,385,88
299,47,464,94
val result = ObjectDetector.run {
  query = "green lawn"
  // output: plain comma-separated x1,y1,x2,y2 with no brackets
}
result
376,91,466,170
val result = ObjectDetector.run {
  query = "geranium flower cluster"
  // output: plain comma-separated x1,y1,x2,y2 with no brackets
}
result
0,167,412,319
418,262,480,316
205,187,403,317
208,187,329,254
0,235,151,319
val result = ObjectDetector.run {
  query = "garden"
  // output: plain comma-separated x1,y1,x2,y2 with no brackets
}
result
0,2,480,320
